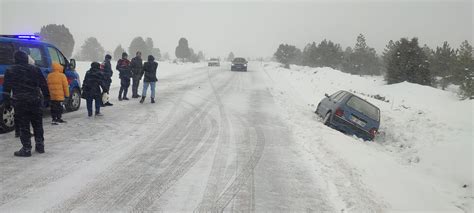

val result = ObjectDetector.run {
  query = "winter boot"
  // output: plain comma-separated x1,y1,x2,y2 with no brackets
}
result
123,97,130,101
36,145,45,153
95,112,104,117
140,97,145,104
14,147,31,157
105,102,113,106
56,118,67,123
151,98,155,104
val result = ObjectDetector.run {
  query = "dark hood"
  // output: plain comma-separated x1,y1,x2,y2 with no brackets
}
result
148,55,155,62
90,62,101,70
14,51,29,64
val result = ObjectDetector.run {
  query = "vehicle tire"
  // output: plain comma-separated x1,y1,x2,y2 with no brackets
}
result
65,88,81,112
0,103,15,133
323,112,332,126
244,68,247,71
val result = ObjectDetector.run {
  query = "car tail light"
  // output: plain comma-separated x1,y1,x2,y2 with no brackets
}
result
369,128,378,138
335,108,344,117
0,75,4,85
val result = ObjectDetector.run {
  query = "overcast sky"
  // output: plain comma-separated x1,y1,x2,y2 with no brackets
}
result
1,0,472,59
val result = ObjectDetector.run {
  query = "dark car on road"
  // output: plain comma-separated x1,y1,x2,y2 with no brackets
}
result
231,57,248,71
0,35,81,133
315,90,380,141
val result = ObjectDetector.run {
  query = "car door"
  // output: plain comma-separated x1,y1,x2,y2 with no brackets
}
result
319,91,342,115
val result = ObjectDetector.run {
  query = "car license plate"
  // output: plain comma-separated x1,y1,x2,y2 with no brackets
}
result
351,116,366,127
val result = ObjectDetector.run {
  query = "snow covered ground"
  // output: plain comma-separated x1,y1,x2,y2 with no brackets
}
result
262,62,473,212
0,61,471,212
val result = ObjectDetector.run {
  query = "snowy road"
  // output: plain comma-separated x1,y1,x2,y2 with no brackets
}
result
0,62,342,212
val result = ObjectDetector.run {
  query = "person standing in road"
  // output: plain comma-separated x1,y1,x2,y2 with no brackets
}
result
82,62,108,117
140,55,158,104
116,52,131,101
130,51,143,99
101,54,114,106
3,51,50,157
47,63,70,124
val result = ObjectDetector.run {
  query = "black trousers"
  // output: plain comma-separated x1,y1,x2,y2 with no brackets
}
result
14,100,44,150
50,100,63,120
132,74,142,97
119,77,130,99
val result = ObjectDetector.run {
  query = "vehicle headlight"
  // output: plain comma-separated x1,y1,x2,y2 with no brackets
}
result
231,64,234,66
244,64,247,66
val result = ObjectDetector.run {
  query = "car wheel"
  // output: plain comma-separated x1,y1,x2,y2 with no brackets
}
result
323,112,332,126
0,103,15,133
65,88,81,112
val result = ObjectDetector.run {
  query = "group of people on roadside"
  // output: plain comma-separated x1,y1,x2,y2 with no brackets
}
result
3,50,158,157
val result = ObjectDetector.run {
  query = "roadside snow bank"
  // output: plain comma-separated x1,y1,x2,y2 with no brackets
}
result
262,62,473,212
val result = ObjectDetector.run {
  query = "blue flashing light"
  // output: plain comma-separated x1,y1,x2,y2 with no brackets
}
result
0,35,40,40
16,35,40,40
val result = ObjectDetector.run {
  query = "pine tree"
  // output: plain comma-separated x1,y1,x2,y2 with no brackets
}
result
129,37,148,57
431,41,457,89
348,34,381,75
144,37,154,58
458,40,474,99
386,38,431,85
78,37,105,62
175,38,191,61
273,44,302,68
151,48,161,60
162,52,170,61
227,52,235,61
113,45,125,60
39,24,75,58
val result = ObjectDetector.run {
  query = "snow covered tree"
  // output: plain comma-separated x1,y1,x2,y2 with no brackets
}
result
457,40,474,99
39,24,75,58
197,51,205,61
151,48,161,60
385,38,431,86
431,41,457,89
144,37,154,58
129,36,148,57
301,40,343,69
113,45,125,60
273,44,302,68
227,52,235,61
175,38,191,61
77,37,105,62
346,34,381,75
162,52,170,61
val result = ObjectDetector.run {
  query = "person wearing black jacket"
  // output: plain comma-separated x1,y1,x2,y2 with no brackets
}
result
101,54,113,106
116,52,131,101
140,55,158,104
82,62,108,117
130,51,143,98
3,51,50,157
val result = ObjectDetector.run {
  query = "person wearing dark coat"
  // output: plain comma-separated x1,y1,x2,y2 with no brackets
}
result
140,55,158,104
130,51,143,98
101,54,114,106
82,62,108,117
3,51,50,157
116,52,131,101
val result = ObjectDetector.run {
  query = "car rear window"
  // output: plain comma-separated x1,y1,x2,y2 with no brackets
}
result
233,58,246,63
0,42,15,65
346,96,380,121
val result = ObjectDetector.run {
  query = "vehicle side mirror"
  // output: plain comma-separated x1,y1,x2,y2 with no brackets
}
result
69,59,76,70
325,93,330,98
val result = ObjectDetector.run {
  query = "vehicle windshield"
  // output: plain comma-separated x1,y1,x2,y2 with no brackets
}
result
233,58,246,63
346,96,380,121
210,58,218,61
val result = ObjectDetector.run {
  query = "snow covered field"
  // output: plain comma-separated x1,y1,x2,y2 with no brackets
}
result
262,63,473,212
0,61,471,212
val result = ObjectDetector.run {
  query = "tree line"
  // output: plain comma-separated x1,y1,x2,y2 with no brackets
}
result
274,34,473,99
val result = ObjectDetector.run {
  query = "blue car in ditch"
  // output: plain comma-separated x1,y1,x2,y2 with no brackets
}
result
0,35,81,133
315,90,380,141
